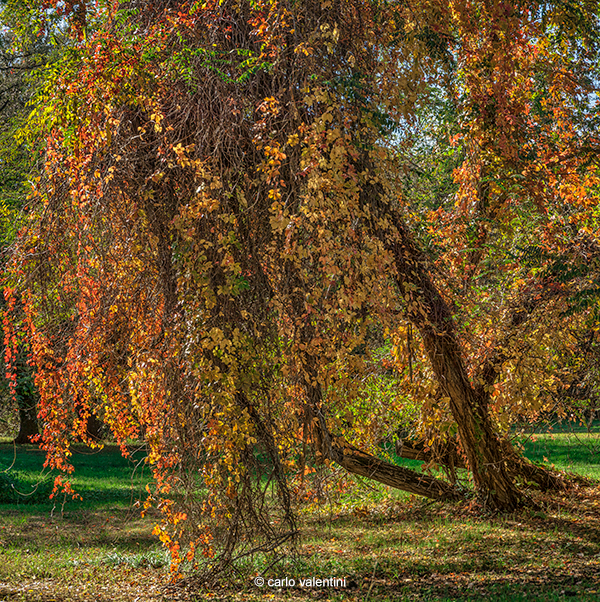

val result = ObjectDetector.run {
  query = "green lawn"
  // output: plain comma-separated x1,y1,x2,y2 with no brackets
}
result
0,441,152,509
1,425,600,602
516,422,600,480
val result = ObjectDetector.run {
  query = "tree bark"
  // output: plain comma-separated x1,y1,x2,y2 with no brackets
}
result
330,437,462,501
14,390,39,444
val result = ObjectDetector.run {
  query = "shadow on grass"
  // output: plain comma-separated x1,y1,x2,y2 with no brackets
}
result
2,435,600,601
1,506,159,552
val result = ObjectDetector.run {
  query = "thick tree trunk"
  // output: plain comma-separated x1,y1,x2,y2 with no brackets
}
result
425,343,521,509
84,412,104,441
330,437,462,501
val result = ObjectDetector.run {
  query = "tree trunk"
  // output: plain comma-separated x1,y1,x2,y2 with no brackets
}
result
14,392,39,444
85,411,104,441
330,437,462,501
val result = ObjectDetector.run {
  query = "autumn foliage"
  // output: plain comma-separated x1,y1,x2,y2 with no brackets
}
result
3,0,600,583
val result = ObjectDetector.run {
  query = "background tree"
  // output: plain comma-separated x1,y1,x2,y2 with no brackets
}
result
0,0,53,443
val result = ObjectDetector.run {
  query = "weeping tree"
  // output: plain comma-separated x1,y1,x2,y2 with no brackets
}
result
4,0,600,583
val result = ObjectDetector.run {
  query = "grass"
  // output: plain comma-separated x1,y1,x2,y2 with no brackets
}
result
1,424,600,601
515,421,600,480
0,441,152,508
0,443,167,601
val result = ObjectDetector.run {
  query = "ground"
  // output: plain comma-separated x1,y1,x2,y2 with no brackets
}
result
1,424,599,601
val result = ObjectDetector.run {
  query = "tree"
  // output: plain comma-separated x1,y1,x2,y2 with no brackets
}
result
4,0,600,580
388,0,600,488
0,1,53,443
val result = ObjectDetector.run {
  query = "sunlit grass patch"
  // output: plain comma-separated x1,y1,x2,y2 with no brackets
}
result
0,442,152,510
516,421,600,480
